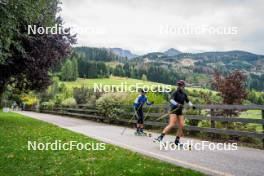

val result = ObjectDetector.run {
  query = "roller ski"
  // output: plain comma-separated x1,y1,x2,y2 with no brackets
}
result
134,131,141,136
169,136,191,150
134,131,152,137
168,141,192,150
141,131,152,137
153,134,164,144
153,135,176,146
153,134,191,150
155,141,192,150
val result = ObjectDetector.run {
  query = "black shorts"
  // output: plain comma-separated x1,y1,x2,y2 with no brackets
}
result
170,107,183,116
135,108,144,124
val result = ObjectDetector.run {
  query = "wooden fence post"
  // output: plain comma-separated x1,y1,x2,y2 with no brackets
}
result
210,109,215,138
262,110,264,149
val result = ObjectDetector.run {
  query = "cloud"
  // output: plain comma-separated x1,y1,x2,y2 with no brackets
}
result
60,0,264,54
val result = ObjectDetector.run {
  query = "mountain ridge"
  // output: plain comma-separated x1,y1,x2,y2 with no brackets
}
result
109,48,138,59
164,48,182,56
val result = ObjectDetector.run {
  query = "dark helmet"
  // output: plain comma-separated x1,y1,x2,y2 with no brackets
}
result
177,80,186,86
140,88,147,93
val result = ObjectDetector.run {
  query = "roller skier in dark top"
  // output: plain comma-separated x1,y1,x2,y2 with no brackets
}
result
154,80,195,145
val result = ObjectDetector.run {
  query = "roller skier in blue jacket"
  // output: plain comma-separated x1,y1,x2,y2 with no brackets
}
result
133,89,154,135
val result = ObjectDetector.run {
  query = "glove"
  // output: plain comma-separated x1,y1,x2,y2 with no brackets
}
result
171,104,177,109
134,107,140,112
192,106,196,110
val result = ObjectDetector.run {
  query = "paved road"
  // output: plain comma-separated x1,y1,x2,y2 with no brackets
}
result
17,111,264,176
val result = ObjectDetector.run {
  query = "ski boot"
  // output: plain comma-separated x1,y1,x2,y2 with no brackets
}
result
153,135,163,143
134,131,141,136
174,139,183,148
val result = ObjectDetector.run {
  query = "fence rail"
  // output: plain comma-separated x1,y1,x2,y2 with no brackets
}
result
39,104,264,148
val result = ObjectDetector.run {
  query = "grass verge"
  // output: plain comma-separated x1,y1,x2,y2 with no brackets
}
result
0,112,204,176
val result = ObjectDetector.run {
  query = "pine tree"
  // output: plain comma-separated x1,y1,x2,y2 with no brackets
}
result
72,58,78,81
141,74,148,82
61,60,73,81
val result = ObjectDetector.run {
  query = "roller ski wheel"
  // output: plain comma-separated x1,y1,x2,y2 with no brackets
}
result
170,142,192,151
140,132,152,137
147,133,152,137
170,141,184,148
134,131,152,137
188,145,192,151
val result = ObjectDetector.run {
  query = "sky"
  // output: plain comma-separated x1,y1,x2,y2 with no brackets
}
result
60,0,264,55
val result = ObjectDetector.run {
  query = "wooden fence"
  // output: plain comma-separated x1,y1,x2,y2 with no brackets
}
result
39,104,264,148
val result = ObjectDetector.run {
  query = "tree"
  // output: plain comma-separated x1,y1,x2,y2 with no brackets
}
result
212,70,248,105
123,62,131,77
257,96,264,105
61,60,73,81
247,90,257,104
141,74,148,82
72,58,79,80
74,47,122,61
0,0,76,99
60,58,78,81
50,77,60,97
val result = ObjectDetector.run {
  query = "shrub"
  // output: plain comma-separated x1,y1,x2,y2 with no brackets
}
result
21,94,38,107
40,101,55,110
54,94,65,105
73,86,89,104
96,93,127,121
87,95,97,106
185,108,201,136
61,98,77,107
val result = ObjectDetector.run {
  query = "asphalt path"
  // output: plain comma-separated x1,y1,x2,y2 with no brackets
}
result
16,111,264,176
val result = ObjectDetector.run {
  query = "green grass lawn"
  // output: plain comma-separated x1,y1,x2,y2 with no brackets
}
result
0,111,203,176
239,110,263,132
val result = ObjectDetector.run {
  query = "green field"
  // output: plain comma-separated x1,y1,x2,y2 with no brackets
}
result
0,111,203,176
239,110,262,119
61,76,215,105
63,76,211,92
63,76,165,89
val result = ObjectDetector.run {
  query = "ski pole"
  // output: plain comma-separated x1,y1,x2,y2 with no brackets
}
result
143,105,152,121
121,107,139,135
156,104,196,121
156,105,182,121
121,103,143,135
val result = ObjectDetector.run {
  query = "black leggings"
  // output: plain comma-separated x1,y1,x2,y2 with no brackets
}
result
135,108,144,124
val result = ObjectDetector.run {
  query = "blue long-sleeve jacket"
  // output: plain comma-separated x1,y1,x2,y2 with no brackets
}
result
133,95,152,109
